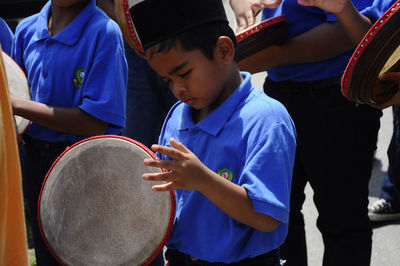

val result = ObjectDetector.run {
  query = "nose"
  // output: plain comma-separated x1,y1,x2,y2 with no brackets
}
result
170,81,186,94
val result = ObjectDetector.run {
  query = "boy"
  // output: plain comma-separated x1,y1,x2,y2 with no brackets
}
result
133,0,297,264
11,0,127,264
230,0,382,265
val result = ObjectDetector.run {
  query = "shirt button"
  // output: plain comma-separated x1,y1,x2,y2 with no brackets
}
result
43,72,48,78
191,128,198,134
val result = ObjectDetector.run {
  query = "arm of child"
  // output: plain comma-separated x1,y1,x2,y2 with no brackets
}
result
229,0,282,32
10,94,107,137
298,0,372,44
143,138,280,233
238,21,355,73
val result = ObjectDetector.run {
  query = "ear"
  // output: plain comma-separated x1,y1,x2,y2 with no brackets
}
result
215,36,235,65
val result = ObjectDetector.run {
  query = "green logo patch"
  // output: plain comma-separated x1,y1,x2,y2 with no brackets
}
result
216,168,233,181
73,68,85,88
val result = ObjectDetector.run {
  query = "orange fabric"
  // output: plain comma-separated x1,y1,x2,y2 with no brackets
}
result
0,49,29,266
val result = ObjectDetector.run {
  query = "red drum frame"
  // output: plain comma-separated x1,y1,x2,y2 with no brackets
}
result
341,0,400,106
236,15,288,62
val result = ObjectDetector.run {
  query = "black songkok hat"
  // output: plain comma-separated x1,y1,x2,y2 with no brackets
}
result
130,0,229,50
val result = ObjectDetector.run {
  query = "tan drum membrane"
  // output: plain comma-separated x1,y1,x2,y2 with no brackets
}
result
39,136,175,266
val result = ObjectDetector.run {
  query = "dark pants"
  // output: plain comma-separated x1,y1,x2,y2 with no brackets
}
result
385,106,400,200
264,77,382,266
20,135,72,265
165,248,280,266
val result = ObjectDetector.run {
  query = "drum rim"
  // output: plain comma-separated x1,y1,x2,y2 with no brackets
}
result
341,0,400,104
236,15,287,42
2,51,31,134
1,51,27,80
116,0,146,55
38,135,176,266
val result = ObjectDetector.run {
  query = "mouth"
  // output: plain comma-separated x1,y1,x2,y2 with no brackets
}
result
181,97,194,105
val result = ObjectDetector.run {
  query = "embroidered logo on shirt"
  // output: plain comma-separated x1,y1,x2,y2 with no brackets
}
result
216,168,233,181
73,68,85,88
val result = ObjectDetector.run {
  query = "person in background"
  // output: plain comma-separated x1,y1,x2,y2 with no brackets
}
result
299,0,400,224
230,0,383,265
11,0,127,264
97,0,177,149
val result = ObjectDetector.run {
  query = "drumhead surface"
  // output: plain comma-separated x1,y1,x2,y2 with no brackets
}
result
341,1,400,105
39,136,175,266
2,51,30,134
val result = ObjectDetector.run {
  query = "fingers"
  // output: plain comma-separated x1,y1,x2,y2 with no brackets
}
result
151,182,178,191
150,142,184,161
379,71,400,82
236,16,249,32
298,0,316,7
169,138,191,153
144,157,175,171
261,0,282,8
236,9,256,32
142,171,175,182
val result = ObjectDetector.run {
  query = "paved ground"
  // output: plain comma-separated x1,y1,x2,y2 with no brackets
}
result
223,2,400,265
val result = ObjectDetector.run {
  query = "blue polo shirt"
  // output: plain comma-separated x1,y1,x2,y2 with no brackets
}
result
262,0,372,82
0,17,13,56
12,0,127,142
159,72,296,263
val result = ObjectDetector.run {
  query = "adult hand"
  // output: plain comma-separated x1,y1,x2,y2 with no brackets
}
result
229,0,282,32
143,138,213,192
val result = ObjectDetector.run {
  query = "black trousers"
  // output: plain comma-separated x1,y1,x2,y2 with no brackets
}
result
165,248,280,266
20,135,72,265
264,77,382,266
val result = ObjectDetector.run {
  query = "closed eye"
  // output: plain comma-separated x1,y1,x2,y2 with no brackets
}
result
178,69,192,78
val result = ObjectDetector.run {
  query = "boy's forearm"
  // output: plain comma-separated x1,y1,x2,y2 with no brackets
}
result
334,1,372,44
199,168,280,232
11,96,107,137
238,22,355,73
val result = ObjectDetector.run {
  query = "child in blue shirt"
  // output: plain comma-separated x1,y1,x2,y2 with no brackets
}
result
132,0,296,264
10,0,127,264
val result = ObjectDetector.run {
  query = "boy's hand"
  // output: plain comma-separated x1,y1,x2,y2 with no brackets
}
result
229,0,282,32
298,0,349,14
143,138,212,192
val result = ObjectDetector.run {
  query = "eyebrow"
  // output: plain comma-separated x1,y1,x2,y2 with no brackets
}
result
168,61,188,76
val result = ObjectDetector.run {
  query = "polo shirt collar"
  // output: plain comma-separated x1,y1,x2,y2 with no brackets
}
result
180,72,253,136
35,0,97,45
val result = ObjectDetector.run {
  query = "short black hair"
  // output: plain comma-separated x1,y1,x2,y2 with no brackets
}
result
147,22,237,61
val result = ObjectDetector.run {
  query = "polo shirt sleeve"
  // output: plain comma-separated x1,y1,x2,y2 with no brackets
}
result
79,20,127,129
0,18,13,56
240,121,296,224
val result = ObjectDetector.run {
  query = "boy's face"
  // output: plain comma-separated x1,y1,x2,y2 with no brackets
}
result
146,43,231,111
